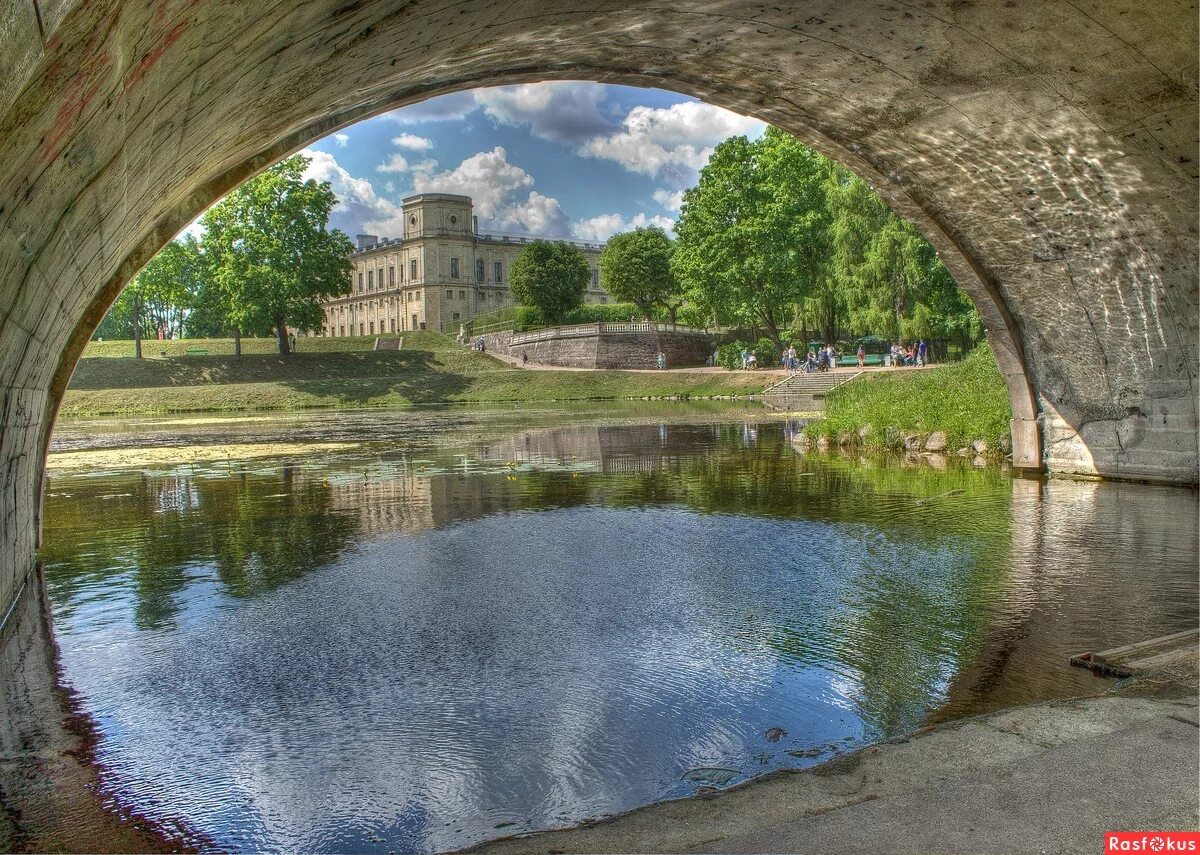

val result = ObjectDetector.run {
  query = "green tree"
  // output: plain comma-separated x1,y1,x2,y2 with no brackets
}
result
95,234,204,356
672,127,833,350
508,240,589,324
599,226,682,322
200,155,353,354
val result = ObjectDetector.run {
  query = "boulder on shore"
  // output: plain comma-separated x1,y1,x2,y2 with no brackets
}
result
971,439,989,454
925,431,948,452
903,434,922,452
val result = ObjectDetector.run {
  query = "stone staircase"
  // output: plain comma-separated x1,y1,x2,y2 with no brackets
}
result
761,369,863,399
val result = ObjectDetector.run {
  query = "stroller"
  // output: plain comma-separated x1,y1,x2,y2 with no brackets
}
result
816,350,831,372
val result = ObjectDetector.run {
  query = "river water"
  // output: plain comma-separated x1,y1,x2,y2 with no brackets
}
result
42,402,1198,853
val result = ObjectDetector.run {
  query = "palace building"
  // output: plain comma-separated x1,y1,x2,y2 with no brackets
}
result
321,193,607,336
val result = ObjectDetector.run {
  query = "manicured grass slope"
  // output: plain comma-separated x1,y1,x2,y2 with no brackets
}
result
804,345,1012,449
64,332,764,416
82,334,385,358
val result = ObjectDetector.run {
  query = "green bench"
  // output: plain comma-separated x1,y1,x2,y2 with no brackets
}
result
185,347,208,356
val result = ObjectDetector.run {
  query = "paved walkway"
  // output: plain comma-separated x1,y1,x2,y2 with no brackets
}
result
468,693,1200,855
476,345,934,378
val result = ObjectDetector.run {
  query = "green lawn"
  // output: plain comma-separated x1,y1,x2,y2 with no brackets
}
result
82,333,406,358
802,345,1013,450
64,332,766,417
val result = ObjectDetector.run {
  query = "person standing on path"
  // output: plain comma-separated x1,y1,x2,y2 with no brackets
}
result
857,344,866,369
918,339,928,366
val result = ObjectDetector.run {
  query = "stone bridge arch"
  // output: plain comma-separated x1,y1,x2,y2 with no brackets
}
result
1,0,1196,618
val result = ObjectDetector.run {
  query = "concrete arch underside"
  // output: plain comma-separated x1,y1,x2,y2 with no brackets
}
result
0,0,1197,615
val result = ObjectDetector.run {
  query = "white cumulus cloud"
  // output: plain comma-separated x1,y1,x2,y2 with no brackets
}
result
391,133,434,150
376,153,409,173
476,82,615,144
652,188,685,211
490,191,570,237
333,133,350,148
582,101,764,184
412,147,571,237
303,149,406,237
382,91,478,123
570,212,675,242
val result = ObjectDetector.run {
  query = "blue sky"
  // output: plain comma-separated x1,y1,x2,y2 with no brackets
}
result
298,82,765,242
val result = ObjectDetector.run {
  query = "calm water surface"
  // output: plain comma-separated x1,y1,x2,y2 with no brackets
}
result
43,403,1199,853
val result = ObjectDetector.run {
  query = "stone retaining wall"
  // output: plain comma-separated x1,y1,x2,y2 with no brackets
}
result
496,326,716,369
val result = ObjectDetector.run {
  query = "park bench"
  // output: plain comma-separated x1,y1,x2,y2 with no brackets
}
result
185,347,208,356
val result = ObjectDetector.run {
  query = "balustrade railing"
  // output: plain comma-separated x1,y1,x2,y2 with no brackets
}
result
508,322,709,346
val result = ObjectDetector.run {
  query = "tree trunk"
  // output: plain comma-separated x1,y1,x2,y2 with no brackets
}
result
232,326,242,357
275,318,290,355
759,311,783,352
133,295,142,359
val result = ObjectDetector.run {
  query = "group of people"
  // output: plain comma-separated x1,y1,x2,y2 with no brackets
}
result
733,339,933,372
782,344,840,374
888,340,929,367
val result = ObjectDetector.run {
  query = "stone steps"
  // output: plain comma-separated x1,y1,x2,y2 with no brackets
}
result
762,370,863,398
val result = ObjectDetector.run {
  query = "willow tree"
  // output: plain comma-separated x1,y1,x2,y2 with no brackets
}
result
200,155,353,354
672,127,833,350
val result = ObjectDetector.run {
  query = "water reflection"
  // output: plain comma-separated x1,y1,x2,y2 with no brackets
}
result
39,408,1198,853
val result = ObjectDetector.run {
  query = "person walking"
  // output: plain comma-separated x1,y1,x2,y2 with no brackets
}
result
857,344,866,369
740,348,750,370
656,351,667,370
521,350,528,366
918,339,928,366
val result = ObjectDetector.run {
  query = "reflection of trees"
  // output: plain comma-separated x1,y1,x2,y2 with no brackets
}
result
43,422,1016,737
42,468,357,629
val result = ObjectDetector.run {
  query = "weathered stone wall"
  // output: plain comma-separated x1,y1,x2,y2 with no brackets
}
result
506,328,715,369
0,0,1196,616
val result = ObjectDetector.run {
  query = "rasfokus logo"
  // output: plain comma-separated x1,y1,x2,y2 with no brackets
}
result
1107,832,1200,853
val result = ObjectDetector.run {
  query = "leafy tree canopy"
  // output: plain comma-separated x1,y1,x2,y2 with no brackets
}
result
508,240,589,325
674,126,982,353
673,127,834,349
200,155,353,353
599,226,681,321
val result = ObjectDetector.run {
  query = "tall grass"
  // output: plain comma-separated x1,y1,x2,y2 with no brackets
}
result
804,344,1012,449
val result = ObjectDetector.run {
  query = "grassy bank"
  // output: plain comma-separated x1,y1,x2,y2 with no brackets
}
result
82,334,383,358
802,345,1012,451
64,332,766,417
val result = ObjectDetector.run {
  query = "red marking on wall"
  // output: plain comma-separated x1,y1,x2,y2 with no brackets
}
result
121,23,186,95
39,51,113,164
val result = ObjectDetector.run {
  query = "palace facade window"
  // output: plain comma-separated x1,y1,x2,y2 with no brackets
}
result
476,259,485,282
493,261,502,282
410,259,418,280
450,257,459,279
389,266,395,286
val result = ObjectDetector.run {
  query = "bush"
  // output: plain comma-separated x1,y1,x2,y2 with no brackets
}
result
716,341,748,370
563,302,643,325
752,337,778,367
715,338,779,370
803,343,1012,449
511,302,648,330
